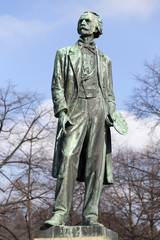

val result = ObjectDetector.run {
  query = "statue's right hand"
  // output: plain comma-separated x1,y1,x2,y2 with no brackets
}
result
57,111,73,139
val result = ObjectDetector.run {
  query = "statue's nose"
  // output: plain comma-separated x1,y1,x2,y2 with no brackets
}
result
81,19,86,25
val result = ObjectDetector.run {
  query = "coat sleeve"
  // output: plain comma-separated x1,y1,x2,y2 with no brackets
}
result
107,58,116,114
51,49,68,118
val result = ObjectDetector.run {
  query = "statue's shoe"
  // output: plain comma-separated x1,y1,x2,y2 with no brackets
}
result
44,215,65,226
91,222,104,227
83,219,104,227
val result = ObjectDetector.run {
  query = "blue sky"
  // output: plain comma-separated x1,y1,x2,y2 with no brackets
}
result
0,0,160,110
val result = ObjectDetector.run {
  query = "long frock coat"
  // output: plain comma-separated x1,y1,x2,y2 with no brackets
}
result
51,42,116,185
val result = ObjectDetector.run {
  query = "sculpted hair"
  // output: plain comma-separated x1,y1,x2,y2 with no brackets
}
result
77,11,103,38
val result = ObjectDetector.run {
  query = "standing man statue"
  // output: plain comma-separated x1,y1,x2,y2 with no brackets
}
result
45,11,119,227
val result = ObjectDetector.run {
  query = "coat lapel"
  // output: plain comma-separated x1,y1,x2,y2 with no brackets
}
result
96,47,104,92
69,44,82,82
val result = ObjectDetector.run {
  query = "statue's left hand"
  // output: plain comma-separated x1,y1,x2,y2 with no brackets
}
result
105,109,116,127
109,111,116,122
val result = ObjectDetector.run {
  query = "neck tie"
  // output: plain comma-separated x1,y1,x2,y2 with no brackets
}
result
78,39,96,53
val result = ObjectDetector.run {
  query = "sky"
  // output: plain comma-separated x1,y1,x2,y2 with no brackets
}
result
0,0,160,110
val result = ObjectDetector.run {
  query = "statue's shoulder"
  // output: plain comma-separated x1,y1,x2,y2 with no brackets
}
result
56,46,71,56
56,44,78,56
97,48,111,63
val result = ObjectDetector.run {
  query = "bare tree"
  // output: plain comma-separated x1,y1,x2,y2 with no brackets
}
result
99,148,160,240
127,56,160,129
0,82,57,240
1,58,160,240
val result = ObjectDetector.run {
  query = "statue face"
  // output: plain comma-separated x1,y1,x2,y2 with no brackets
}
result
78,12,97,37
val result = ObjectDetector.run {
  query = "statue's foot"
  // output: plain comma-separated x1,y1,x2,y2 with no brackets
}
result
44,215,65,226
83,218,104,227
91,222,104,227
84,221,104,227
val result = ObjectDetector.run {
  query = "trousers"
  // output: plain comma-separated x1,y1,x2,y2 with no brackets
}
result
53,92,107,222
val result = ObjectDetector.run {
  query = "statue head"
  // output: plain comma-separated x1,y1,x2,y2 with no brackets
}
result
77,11,103,38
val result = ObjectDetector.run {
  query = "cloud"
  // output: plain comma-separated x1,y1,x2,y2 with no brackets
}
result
0,15,58,41
38,102,160,153
93,0,160,19
112,111,160,152
38,101,160,153
1,0,159,41
58,0,160,21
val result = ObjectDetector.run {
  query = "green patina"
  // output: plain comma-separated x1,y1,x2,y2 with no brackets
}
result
45,11,127,228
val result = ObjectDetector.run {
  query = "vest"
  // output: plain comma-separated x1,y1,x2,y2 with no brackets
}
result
78,47,100,98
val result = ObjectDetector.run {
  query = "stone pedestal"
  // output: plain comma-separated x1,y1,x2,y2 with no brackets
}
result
35,238,112,240
35,225,118,240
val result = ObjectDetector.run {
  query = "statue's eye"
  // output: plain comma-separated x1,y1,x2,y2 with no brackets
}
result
79,18,91,24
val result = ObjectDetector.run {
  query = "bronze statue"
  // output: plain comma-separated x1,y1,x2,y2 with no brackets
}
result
45,11,127,227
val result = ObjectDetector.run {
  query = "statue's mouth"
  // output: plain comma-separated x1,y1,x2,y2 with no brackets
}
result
80,27,88,30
